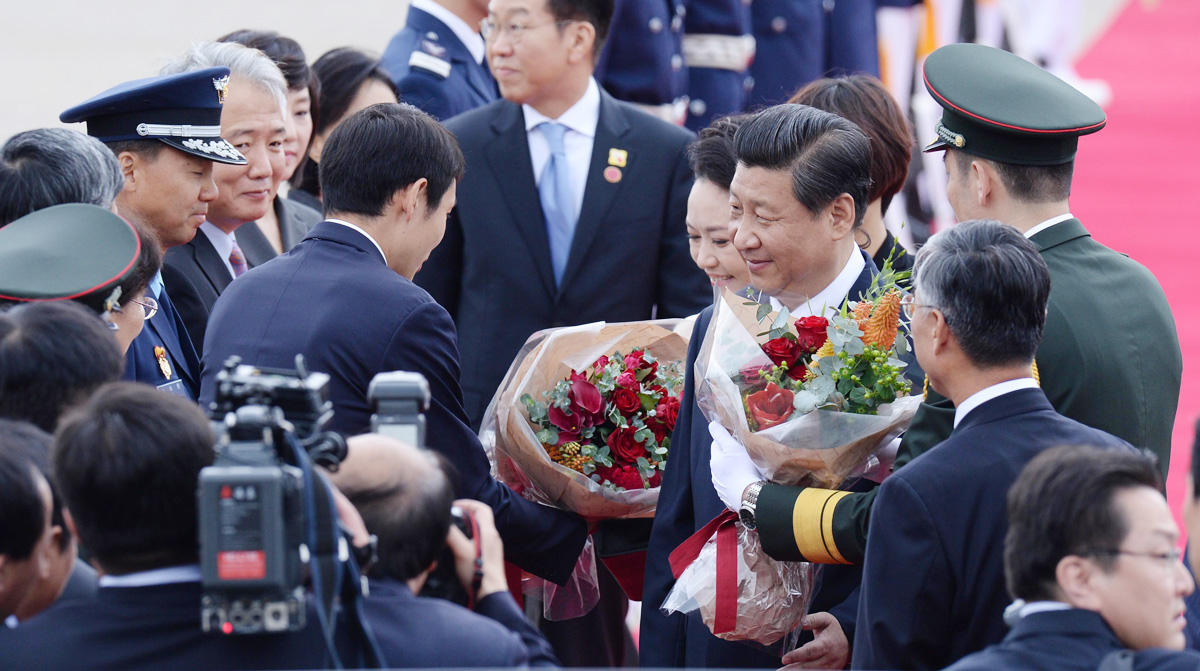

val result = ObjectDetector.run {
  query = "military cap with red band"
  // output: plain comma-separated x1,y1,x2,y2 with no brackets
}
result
923,43,1107,166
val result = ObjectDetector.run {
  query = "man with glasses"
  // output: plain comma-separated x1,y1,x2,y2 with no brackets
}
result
852,220,1133,670
946,444,1200,671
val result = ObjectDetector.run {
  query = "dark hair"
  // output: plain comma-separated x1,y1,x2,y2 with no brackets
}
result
295,48,396,198
951,148,1074,203
344,451,455,582
789,76,913,215
321,103,465,217
913,219,1050,368
104,139,164,163
0,433,46,561
548,0,614,56
217,30,321,189
115,219,162,309
734,103,873,228
1005,444,1161,602
0,420,68,552
0,129,126,227
0,302,124,433
52,382,215,574
688,114,750,190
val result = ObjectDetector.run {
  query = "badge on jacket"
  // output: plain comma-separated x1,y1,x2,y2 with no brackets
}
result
154,345,172,379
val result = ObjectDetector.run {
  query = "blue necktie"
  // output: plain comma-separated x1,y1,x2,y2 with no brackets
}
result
537,122,577,287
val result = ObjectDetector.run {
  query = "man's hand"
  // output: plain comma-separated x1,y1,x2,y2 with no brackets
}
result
446,499,508,601
709,420,767,510
779,612,850,670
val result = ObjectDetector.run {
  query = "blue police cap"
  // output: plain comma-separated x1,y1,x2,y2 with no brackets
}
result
60,67,247,165
0,204,141,314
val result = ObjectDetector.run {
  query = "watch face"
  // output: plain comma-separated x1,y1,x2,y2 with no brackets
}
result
739,508,756,530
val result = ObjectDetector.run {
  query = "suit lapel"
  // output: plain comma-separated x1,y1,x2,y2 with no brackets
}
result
191,231,234,294
847,249,879,301
145,288,198,389
485,103,557,297
557,92,632,296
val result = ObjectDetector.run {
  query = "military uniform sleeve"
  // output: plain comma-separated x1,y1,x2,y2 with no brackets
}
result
896,388,956,467
397,73,455,123
852,475,952,671
756,485,874,564
386,301,587,583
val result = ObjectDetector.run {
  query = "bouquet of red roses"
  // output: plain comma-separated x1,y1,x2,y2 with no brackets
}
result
696,276,922,489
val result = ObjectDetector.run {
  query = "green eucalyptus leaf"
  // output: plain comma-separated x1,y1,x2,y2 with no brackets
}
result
757,303,773,323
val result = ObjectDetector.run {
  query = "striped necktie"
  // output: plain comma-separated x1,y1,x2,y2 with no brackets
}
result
229,239,247,278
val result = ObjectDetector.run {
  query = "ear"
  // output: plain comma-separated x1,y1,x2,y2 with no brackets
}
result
117,151,139,190
565,21,597,66
62,508,79,542
972,159,996,208
308,132,327,163
393,178,428,221
826,193,857,242
928,308,953,356
1056,555,1103,610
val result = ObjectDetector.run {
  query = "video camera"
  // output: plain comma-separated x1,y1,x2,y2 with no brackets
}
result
197,356,347,634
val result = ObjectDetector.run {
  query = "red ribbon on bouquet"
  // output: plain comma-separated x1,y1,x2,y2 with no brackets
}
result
668,509,740,635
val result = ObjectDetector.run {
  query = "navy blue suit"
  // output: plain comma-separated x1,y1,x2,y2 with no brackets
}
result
0,581,348,670
682,0,753,131
747,0,879,109
640,254,878,667
162,229,233,352
381,5,497,122
414,90,709,427
853,388,1133,670
122,281,199,400
947,609,1200,671
596,0,688,107
199,222,586,584
364,577,558,667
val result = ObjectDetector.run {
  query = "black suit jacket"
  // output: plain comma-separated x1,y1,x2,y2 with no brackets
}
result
853,388,1133,670
163,229,232,351
0,581,346,670
415,90,710,426
947,609,1200,671
199,221,587,583
364,577,557,667
238,196,324,268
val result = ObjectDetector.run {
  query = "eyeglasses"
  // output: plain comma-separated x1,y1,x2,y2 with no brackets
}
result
109,295,159,323
899,294,938,320
480,17,576,44
1090,548,1184,567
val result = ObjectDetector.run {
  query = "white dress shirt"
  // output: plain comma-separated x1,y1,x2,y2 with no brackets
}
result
326,218,388,264
952,377,1041,429
523,77,601,220
98,563,203,588
412,0,486,64
767,247,867,318
199,221,239,280
1023,212,1075,239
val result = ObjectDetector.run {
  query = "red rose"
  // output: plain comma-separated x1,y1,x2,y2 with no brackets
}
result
624,350,647,370
746,382,795,430
647,471,663,488
647,384,668,397
762,337,802,369
616,370,640,391
738,364,771,392
612,387,641,414
794,316,830,353
593,355,610,370
607,426,645,464
786,363,807,381
647,419,668,445
655,396,680,431
594,463,649,490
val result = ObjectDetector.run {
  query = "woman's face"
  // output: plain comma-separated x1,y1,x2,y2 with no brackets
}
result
687,178,750,292
110,289,147,354
282,87,313,182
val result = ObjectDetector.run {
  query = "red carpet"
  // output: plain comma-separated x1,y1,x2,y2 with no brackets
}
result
1071,0,1200,529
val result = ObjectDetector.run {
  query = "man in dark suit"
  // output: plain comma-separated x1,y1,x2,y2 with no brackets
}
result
381,0,497,122
948,445,1200,671
0,383,348,669
852,221,1133,670
60,67,250,400
160,41,291,351
0,433,52,624
415,0,709,430
641,103,884,668
200,103,586,585
331,434,559,667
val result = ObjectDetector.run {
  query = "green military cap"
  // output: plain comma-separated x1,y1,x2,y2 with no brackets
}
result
0,203,140,313
923,43,1106,165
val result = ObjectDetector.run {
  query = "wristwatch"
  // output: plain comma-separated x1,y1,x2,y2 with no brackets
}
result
739,480,767,530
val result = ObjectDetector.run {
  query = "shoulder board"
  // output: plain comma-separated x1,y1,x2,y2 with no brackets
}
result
409,50,451,79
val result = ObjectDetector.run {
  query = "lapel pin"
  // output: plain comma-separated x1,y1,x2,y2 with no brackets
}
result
608,148,627,168
603,166,622,183
154,345,173,379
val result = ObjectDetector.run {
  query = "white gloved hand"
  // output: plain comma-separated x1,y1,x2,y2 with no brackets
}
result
708,420,767,511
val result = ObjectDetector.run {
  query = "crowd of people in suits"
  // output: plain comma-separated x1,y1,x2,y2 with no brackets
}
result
0,0,1193,670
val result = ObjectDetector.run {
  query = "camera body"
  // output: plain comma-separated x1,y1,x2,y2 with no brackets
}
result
197,358,345,634
420,506,475,606
368,371,431,447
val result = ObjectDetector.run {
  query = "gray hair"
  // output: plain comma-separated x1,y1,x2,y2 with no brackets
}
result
0,128,125,227
161,41,288,119
912,219,1051,367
